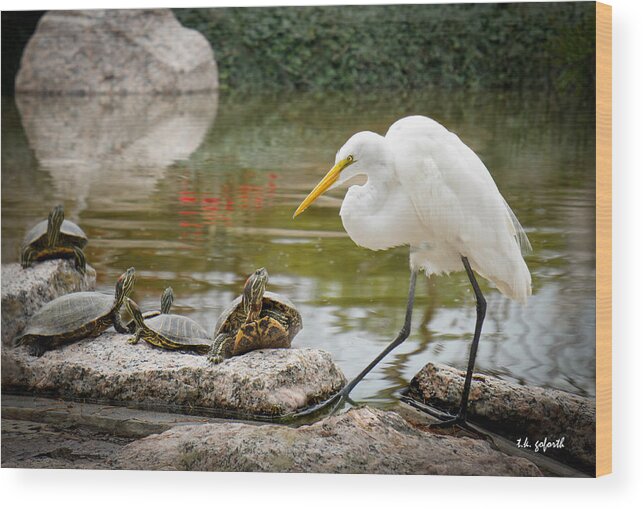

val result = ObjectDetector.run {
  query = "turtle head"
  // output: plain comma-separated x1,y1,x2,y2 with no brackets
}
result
161,287,174,314
114,267,136,306
47,205,65,247
242,267,268,323
125,298,145,330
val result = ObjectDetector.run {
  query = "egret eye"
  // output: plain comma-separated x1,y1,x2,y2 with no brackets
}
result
347,155,354,163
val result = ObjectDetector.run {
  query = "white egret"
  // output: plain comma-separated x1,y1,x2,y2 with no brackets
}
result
293,115,531,426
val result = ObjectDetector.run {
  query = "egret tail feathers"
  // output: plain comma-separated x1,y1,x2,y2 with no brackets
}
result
502,197,532,255
484,257,531,304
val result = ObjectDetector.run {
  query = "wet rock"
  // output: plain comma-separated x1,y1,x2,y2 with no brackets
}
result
114,406,542,475
1,260,96,347
2,394,236,440
16,9,218,94
2,332,346,418
1,418,130,469
408,363,595,471
1,395,250,469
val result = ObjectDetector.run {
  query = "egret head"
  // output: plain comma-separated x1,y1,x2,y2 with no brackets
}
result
293,131,386,217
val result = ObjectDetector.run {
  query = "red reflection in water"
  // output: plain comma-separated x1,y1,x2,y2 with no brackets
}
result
176,171,280,241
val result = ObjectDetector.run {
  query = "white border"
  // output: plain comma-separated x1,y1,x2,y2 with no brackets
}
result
1,0,641,507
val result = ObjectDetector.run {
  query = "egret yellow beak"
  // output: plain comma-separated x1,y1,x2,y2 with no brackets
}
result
293,157,353,218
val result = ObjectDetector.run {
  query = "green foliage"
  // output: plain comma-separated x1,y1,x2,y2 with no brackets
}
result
1,11,45,95
546,3,597,96
174,3,595,95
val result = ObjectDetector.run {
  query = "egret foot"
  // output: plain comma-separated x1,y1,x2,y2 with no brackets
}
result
429,415,467,429
400,394,471,430
328,388,359,415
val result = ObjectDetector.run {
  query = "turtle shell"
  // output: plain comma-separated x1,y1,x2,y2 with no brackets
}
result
17,291,116,348
146,314,213,350
125,287,173,333
125,309,162,333
22,218,87,250
215,291,302,343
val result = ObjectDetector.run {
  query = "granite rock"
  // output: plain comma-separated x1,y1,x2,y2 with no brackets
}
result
1,260,96,347
16,9,218,94
114,406,542,476
408,363,596,471
2,333,346,418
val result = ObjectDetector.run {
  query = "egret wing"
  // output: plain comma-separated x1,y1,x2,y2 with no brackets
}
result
387,116,528,254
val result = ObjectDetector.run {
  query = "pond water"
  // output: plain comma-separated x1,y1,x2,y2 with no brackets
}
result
1,89,596,407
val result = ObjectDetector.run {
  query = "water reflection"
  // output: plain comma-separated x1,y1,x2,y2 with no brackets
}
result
14,93,218,218
1,89,596,406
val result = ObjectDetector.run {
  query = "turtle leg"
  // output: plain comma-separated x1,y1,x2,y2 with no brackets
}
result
21,336,49,357
112,310,130,334
208,333,234,364
29,342,49,357
72,246,86,274
128,330,142,345
15,335,47,357
126,319,140,334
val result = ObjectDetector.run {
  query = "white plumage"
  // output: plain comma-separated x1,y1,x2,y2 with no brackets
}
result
328,115,531,303
294,115,532,423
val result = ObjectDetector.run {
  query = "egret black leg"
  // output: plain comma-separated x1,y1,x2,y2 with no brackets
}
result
330,269,418,414
431,256,486,428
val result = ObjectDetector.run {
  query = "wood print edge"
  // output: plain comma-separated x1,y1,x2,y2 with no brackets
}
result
595,0,612,478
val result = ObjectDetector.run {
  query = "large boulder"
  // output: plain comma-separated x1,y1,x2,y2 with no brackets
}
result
408,362,596,471
2,333,346,418
15,9,218,95
114,406,542,475
1,260,96,347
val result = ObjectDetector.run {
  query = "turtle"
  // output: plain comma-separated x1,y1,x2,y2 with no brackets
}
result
126,297,214,354
15,267,136,357
21,205,88,273
208,267,302,364
125,286,174,333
